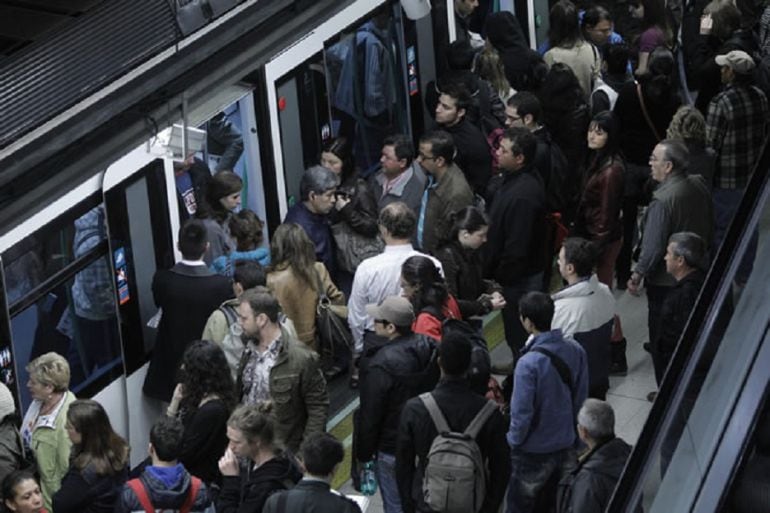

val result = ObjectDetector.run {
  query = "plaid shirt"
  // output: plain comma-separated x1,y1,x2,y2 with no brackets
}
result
706,82,769,189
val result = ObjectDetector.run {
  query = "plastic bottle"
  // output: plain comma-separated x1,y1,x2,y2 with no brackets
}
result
360,461,378,496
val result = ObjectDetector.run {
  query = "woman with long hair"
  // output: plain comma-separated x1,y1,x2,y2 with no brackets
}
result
475,48,516,104
434,207,506,327
217,404,301,513
631,0,674,75
574,111,626,287
3,471,46,513
267,223,345,350
320,137,380,293
52,400,128,513
166,340,235,485
544,0,602,100
195,169,243,265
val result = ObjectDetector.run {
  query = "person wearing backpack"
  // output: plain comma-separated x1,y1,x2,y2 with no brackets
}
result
507,292,589,513
356,296,439,513
396,332,510,513
115,417,210,513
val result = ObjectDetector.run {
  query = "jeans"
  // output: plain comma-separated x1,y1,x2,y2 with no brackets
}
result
375,452,403,513
506,448,577,513
502,272,544,361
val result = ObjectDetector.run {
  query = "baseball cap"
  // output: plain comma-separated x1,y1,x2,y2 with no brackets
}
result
715,50,756,74
366,296,415,326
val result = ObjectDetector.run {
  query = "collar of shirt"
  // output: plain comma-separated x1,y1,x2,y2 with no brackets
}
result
179,259,207,267
378,167,413,197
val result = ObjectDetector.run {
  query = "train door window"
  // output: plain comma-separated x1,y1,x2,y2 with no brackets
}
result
275,52,330,204
103,159,174,376
325,4,410,176
3,197,124,411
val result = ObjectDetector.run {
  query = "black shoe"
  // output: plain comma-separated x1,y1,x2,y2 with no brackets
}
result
609,361,628,376
609,338,628,376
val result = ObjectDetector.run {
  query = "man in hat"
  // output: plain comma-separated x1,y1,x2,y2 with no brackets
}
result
705,50,769,283
355,296,439,513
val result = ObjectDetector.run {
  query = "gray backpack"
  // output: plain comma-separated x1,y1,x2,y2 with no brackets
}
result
419,393,497,513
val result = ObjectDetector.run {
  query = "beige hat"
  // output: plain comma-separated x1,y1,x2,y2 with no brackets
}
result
0,382,15,421
366,296,415,326
715,50,756,74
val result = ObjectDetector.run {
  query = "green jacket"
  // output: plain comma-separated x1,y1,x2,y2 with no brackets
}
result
237,326,329,452
422,164,474,253
31,391,76,511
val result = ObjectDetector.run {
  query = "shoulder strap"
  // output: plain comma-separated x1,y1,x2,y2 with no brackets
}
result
419,393,451,434
179,476,202,513
635,81,662,142
463,400,497,439
220,303,238,326
127,479,156,513
530,347,574,396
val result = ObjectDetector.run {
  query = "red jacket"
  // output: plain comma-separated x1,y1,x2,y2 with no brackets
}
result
412,295,462,341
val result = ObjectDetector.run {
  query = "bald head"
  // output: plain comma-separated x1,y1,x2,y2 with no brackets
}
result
379,202,417,241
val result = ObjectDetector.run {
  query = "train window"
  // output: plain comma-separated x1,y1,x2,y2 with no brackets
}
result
325,4,410,175
3,203,124,411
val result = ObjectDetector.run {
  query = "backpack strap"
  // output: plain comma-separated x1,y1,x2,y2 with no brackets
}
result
127,479,156,513
463,400,497,439
220,303,239,326
419,393,451,434
179,476,202,513
530,347,574,397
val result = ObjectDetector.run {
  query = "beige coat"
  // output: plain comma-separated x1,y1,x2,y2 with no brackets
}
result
267,262,345,350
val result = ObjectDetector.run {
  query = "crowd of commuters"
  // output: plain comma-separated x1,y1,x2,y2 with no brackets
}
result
3,0,769,511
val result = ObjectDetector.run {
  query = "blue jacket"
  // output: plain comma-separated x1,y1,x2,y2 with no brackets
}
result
508,329,589,454
284,203,335,277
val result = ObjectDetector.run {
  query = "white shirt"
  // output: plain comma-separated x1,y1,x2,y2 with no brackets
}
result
348,244,442,352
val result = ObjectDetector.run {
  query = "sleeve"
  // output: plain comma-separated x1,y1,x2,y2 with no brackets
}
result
215,476,242,513
705,97,726,155
568,472,604,513
51,468,89,513
480,411,512,513
319,263,346,307
113,485,133,513
300,353,330,442
262,493,278,513
357,367,390,461
590,90,610,117
633,200,670,278
413,314,443,341
210,256,228,275
590,165,625,247
178,405,225,471
508,357,538,448
396,401,418,513
202,309,228,345
435,249,459,296
348,266,370,353
0,439,20,481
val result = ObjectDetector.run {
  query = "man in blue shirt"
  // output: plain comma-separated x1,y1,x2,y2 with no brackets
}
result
507,291,589,513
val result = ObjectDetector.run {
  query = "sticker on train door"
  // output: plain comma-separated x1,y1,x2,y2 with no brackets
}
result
114,247,130,305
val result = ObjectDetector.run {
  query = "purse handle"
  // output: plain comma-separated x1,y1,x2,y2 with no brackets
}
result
635,81,662,142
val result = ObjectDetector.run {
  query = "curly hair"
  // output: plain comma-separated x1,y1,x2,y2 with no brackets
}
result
666,105,707,145
229,209,265,251
177,341,236,418
401,255,448,313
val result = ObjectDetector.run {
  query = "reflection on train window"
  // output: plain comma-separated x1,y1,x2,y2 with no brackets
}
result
326,4,408,175
3,196,102,305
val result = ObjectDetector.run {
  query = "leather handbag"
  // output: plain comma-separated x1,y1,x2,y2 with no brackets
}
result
332,222,384,274
314,270,353,371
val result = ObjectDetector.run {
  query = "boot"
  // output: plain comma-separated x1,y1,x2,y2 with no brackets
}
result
609,338,628,376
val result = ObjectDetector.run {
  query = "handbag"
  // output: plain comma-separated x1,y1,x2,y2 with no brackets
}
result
314,270,353,372
332,222,384,274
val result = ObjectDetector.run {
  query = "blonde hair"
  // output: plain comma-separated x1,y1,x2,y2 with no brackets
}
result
666,105,707,144
26,352,70,392
475,48,512,99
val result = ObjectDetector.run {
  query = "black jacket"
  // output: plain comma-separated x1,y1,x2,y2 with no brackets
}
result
396,378,510,513
441,119,493,195
262,479,361,513
180,399,230,485
435,241,491,318
143,263,233,402
115,465,211,513
485,11,545,92
53,463,127,513
657,269,706,357
557,437,632,513
485,166,546,285
357,334,438,459
217,455,302,513
333,176,380,238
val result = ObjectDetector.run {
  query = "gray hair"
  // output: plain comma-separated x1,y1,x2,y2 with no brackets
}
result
669,231,709,271
299,165,339,201
577,398,615,440
659,139,690,174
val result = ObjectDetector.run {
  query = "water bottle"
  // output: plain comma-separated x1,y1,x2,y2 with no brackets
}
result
360,461,378,496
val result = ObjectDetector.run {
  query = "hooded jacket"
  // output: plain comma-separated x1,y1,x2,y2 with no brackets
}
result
485,11,545,92
356,334,439,459
557,437,632,513
217,455,302,513
115,464,211,513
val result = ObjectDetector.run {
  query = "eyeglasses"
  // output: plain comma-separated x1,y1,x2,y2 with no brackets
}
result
417,153,435,161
